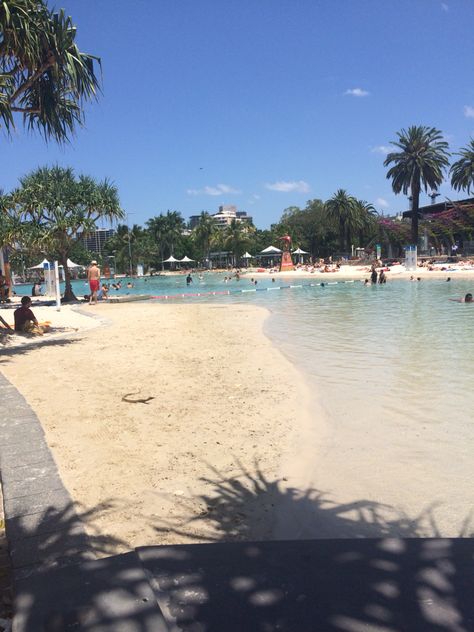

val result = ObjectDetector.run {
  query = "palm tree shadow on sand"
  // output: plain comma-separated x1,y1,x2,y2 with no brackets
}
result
150,459,474,542
140,460,474,632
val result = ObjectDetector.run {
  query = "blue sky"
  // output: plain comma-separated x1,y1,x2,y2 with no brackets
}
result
2,0,474,228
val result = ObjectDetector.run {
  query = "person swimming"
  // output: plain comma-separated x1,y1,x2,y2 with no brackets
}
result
464,293,473,303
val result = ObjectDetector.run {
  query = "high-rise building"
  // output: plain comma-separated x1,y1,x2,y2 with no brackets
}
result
188,206,253,230
80,228,116,255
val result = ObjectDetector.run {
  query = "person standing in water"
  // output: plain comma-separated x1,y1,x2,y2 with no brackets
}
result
370,265,378,284
186,273,193,286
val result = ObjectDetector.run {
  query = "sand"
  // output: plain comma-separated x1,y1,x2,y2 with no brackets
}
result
0,303,313,554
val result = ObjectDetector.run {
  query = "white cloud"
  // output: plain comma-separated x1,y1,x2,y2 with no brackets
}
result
375,197,389,208
187,183,241,196
345,88,370,97
371,145,391,155
441,3,449,11
463,105,474,118
247,193,261,205
265,180,310,193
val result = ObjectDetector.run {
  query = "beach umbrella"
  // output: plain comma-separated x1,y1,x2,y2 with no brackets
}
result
260,246,282,254
292,247,308,264
242,252,253,258
162,256,180,262
180,256,195,262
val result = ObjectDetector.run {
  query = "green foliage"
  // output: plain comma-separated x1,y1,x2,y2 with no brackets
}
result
11,165,123,300
0,0,101,142
450,139,474,195
384,126,450,244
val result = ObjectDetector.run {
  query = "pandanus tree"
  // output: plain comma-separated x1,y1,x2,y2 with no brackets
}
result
384,126,450,245
450,139,474,195
0,0,101,141
12,166,123,301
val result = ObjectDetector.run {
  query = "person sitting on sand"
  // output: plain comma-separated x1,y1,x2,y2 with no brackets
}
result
14,296,43,335
101,283,109,299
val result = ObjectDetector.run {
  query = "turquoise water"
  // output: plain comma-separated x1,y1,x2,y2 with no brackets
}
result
17,272,474,534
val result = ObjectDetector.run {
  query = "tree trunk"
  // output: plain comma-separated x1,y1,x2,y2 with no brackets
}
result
61,252,77,302
411,181,420,246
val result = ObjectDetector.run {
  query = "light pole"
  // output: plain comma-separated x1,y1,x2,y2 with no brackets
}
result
126,213,134,277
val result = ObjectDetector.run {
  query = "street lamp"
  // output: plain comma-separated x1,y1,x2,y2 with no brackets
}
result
126,213,134,277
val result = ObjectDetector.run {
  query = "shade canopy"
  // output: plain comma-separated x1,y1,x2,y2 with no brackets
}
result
260,246,282,254
28,258,51,269
180,256,194,262
242,252,254,258
292,248,308,254
66,259,83,268
163,255,180,263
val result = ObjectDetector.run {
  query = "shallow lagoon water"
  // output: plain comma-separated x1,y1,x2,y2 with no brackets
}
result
17,273,474,534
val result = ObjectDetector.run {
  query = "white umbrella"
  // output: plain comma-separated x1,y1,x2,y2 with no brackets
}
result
66,259,83,268
242,252,254,258
180,256,194,262
292,248,308,254
28,258,51,269
260,246,282,254
163,256,180,262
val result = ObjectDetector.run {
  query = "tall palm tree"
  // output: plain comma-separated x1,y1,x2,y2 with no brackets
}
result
12,166,123,301
325,189,361,254
193,211,216,265
450,139,474,195
353,199,377,248
0,1,101,142
146,215,168,270
384,126,450,244
224,219,250,266
164,210,185,257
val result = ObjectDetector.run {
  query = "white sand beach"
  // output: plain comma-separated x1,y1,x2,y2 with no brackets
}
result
1,302,314,553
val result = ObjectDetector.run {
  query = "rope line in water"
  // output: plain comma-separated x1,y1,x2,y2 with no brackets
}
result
150,280,357,300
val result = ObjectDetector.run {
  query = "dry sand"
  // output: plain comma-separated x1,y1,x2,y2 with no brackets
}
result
1,303,314,554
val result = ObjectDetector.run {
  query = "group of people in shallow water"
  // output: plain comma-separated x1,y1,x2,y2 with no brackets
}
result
364,265,386,285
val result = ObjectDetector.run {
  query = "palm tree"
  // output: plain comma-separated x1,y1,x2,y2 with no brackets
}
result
325,189,361,254
353,199,378,249
224,219,250,266
164,210,185,257
450,139,474,195
193,212,216,265
0,1,100,142
384,126,450,245
146,215,168,270
12,166,123,301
